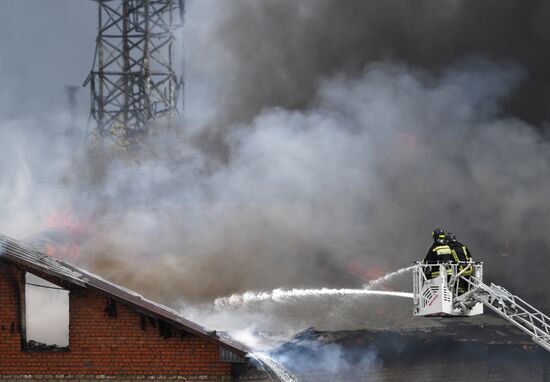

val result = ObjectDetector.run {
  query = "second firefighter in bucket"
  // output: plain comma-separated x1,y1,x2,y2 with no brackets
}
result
445,232,474,293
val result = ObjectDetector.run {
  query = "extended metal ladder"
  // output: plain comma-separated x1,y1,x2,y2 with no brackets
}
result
458,273,550,352
413,262,550,352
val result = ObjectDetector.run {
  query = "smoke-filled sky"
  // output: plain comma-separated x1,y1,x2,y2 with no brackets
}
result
0,0,549,333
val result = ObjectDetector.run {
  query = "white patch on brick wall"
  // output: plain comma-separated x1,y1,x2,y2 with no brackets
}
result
25,272,70,348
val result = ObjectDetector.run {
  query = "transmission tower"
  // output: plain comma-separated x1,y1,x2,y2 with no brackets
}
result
84,0,184,142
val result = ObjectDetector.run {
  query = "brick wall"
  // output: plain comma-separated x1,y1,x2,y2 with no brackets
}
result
0,260,236,380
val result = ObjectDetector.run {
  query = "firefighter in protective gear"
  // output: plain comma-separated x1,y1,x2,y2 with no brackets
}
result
445,232,473,268
445,232,473,292
423,228,453,279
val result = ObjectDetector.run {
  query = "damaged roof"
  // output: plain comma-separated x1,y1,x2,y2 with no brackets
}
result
0,233,249,357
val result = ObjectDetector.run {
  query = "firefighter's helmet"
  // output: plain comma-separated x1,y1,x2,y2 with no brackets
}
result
445,232,457,244
432,228,446,243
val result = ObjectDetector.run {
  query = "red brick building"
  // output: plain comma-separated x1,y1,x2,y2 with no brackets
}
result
0,234,251,381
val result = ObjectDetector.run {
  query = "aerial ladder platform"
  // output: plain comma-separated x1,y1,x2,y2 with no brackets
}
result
413,262,550,352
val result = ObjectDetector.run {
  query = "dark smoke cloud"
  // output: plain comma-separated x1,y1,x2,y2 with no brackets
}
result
194,0,550,129
1,0,550,331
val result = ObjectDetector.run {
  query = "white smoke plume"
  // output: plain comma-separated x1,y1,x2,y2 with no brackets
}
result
0,1,549,335
3,4,550,379
75,58,548,309
273,340,382,379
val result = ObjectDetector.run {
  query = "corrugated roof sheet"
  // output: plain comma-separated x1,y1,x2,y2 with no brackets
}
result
0,233,249,357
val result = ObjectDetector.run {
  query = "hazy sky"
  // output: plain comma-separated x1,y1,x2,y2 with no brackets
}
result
0,1,95,118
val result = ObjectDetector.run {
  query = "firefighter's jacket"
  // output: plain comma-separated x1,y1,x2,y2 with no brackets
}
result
449,241,473,276
423,242,453,278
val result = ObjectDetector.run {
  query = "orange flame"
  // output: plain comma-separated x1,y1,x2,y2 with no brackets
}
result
347,258,386,283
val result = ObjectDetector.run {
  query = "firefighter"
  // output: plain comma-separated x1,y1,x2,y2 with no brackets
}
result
445,232,473,292
423,228,453,279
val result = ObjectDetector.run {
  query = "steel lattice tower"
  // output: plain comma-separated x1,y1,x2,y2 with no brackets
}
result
85,0,184,141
